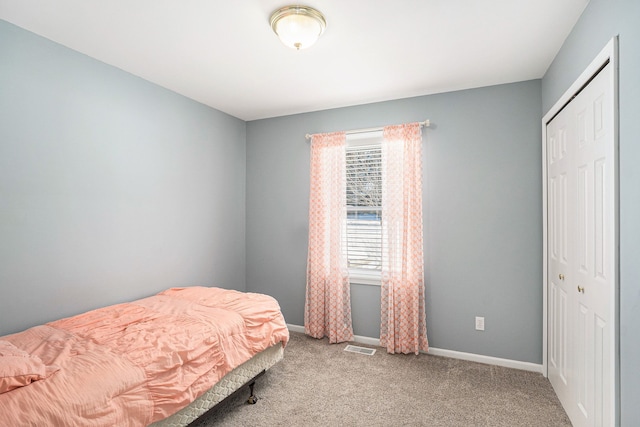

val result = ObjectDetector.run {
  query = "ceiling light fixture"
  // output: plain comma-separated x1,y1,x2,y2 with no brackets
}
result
270,5,326,50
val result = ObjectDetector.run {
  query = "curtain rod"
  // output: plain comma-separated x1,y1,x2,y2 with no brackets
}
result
304,119,430,140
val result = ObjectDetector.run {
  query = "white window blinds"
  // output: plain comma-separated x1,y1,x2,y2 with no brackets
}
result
345,140,382,271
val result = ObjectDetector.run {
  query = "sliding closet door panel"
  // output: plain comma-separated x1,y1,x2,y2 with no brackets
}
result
572,62,613,427
547,62,613,427
547,103,574,408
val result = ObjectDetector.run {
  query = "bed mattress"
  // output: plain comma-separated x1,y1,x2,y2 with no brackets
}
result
0,287,289,426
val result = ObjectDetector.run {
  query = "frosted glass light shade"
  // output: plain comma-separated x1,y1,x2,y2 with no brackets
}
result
270,6,326,50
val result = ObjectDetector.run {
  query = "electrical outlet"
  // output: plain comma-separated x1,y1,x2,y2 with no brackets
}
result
475,316,485,331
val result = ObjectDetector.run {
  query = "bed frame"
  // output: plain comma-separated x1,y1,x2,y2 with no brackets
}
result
151,342,284,426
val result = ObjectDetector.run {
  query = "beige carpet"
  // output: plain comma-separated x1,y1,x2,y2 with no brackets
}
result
190,332,571,426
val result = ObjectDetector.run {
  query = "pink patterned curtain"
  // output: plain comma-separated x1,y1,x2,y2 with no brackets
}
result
380,123,428,354
304,132,354,343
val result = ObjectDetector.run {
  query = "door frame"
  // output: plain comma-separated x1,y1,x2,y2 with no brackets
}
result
541,36,619,424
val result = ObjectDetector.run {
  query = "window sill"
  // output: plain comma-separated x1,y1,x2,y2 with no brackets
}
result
349,270,381,286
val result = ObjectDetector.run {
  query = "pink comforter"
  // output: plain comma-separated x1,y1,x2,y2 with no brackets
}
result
0,287,289,426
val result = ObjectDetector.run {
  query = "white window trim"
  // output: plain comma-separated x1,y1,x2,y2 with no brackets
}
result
349,269,382,286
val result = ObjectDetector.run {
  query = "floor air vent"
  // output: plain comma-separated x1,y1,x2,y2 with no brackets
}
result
344,345,376,356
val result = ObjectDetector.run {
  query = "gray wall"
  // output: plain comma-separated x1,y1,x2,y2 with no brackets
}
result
541,0,640,424
0,20,247,336
246,80,543,363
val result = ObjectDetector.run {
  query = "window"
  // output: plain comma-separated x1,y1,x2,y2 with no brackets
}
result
345,134,382,283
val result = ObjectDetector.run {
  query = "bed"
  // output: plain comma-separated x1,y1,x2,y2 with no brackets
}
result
0,286,289,426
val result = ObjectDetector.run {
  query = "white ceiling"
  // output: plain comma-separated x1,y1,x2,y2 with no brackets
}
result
0,0,589,121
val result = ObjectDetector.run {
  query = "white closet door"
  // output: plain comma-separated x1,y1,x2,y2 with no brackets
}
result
547,62,614,427
547,94,574,413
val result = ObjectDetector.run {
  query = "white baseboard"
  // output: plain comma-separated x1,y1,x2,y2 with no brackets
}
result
287,324,305,334
287,324,542,374
287,324,380,347
427,347,543,373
